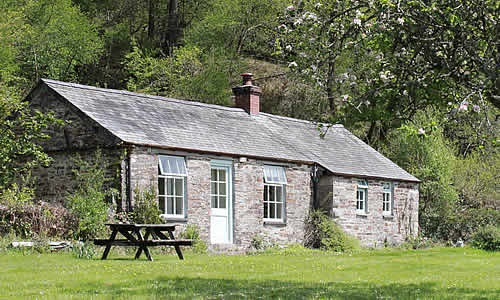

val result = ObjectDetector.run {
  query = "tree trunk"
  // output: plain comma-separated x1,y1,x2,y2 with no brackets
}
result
148,0,155,41
166,0,179,55
326,59,336,116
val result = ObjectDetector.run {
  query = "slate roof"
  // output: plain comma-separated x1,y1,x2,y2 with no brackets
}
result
40,79,419,182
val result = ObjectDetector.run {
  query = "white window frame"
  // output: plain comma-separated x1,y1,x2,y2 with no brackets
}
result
383,182,392,215
263,165,287,222
158,155,187,219
356,179,368,214
210,166,229,209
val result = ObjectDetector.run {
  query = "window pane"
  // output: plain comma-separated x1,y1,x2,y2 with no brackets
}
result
167,178,174,196
269,186,275,202
275,186,283,203
159,178,165,196
219,183,226,196
218,169,226,182
264,185,268,202
167,197,174,214
276,203,282,219
159,155,187,176
211,169,217,181
175,197,183,215
175,178,183,196
219,196,226,209
159,196,165,214
270,203,275,218
264,202,268,218
211,182,218,195
211,196,217,208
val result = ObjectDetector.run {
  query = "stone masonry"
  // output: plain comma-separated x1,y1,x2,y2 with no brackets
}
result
128,149,313,251
319,175,419,247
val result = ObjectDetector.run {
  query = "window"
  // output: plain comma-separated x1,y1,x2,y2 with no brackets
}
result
263,165,287,222
356,179,368,214
383,182,392,215
210,167,228,209
158,155,187,218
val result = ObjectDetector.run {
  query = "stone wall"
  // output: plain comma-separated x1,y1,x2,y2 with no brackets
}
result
32,148,124,205
128,149,314,251
319,174,419,247
28,82,125,205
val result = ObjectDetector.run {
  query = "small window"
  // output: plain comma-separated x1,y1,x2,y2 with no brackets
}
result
263,166,286,222
158,155,187,218
356,179,368,214
210,167,228,209
383,182,392,215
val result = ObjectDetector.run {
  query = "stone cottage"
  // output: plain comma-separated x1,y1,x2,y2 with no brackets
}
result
27,74,420,249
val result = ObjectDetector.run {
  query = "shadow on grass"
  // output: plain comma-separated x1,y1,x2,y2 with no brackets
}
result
74,276,499,299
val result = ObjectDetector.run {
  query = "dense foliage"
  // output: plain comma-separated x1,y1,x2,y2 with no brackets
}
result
0,0,498,245
304,209,360,252
66,150,113,240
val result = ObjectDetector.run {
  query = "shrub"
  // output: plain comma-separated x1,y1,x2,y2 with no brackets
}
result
399,234,438,250
470,225,500,251
0,184,77,238
66,150,112,240
72,241,97,259
179,224,207,254
131,186,161,224
304,210,360,252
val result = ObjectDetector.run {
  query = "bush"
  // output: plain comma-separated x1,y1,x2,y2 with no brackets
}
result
0,184,77,238
399,234,438,250
179,224,207,254
66,150,112,240
72,241,97,259
131,186,161,224
470,225,500,251
304,210,360,252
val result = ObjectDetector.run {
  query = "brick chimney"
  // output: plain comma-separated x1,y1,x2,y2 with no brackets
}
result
232,73,262,114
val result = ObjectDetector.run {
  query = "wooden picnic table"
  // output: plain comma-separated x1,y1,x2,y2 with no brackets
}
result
94,223,193,261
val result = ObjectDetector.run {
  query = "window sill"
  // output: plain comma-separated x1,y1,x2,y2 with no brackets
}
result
383,214,394,220
356,212,368,217
263,220,286,227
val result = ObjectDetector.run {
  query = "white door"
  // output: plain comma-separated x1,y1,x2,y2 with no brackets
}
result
210,164,232,244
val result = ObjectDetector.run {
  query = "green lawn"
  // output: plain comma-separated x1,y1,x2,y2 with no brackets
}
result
0,247,499,299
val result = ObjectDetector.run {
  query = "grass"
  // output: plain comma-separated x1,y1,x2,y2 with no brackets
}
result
0,246,499,299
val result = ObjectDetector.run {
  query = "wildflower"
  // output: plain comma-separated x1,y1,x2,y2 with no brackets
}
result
472,104,480,112
397,17,405,25
418,128,425,135
285,45,292,51
353,18,362,26
288,61,298,68
341,94,349,102
287,5,295,11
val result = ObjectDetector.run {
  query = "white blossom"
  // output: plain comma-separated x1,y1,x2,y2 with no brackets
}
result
285,45,292,51
341,94,349,102
294,18,303,26
458,100,468,112
288,61,298,68
353,18,362,26
472,104,480,112
314,2,322,8
397,17,405,25
287,5,295,11
418,128,426,135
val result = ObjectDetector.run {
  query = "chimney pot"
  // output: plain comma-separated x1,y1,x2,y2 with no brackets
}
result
232,72,261,115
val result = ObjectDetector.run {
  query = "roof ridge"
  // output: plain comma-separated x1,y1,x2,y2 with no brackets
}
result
41,78,245,113
259,112,344,127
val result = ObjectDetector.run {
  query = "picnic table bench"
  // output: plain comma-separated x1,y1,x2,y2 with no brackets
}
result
94,223,193,261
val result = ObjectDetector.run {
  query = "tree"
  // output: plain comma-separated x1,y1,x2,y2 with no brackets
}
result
6,0,103,87
276,0,499,145
0,85,62,191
